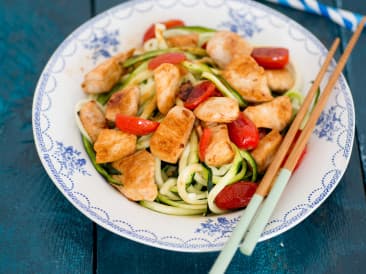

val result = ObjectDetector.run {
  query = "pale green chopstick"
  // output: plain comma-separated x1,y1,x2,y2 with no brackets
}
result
210,15,366,273
209,37,340,274
240,16,366,256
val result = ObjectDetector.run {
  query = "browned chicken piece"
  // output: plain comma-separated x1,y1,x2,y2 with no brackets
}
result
166,33,199,48
94,129,136,163
150,106,195,163
113,49,135,64
78,100,106,143
105,86,140,121
81,48,134,94
265,67,295,93
223,56,273,103
243,96,293,132
193,97,239,123
154,63,181,114
112,150,157,202
204,124,235,167
251,130,283,173
206,31,253,68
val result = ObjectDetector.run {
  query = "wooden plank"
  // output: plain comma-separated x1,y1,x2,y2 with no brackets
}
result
338,1,366,183
0,0,93,273
93,0,366,273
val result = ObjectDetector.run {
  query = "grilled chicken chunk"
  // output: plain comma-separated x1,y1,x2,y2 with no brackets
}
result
154,63,181,114
166,33,199,48
150,106,195,163
82,49,134,94
204,124,235,167
243,96,293,132
193,97,239,123
94,129,136,163
206,31,253,68
251,130,283,173
78,100,106,143
223,56,273,103
112,150,157,202
265,67,294,93
105,86,140,121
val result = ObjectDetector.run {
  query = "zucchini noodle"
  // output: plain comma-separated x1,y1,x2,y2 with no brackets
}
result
136,134,151,150
143,38,159,52
159,178,180,201
138,77,155,106
154,158,165,188
79,22,302,216
208,146,243,214
177,163,208,205
178,142,191,175
140,200,206,215
139,95,157,119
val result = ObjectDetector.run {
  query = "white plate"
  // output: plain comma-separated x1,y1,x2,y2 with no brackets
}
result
32,0,354,252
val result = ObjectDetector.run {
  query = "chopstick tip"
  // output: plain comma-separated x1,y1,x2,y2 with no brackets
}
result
240,242,254,256
360,16,366,25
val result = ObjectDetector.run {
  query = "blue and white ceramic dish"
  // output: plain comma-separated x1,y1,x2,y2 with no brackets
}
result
32,0,354,252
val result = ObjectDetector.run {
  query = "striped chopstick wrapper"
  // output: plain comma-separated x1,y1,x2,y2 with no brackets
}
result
265,0,364,31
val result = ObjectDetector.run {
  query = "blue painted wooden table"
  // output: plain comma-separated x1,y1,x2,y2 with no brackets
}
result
1,0,365,273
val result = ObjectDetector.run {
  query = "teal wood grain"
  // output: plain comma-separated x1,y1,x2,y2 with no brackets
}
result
338,1,366,184
0,0,93,273
0,0,365,273
94,0,366,273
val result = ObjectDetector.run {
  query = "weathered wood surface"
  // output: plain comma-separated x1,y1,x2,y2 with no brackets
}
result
0,1,93,273
0,0,365,273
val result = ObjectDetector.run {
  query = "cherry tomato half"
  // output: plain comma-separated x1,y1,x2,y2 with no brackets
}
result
184,81,216,110
228,112,259,150
143,19,185,42
115,114,160,136
148,52,186,70
215,181,257,210
199,127,212,162
251,47,289,69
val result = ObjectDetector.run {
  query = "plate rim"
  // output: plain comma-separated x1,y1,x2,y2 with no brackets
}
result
32,0,355,252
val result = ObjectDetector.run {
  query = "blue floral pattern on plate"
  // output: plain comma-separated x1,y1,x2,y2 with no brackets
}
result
84,30,120,62
32,0,354,252
195,217,240,237
315,106,342,142
219,8,262,37
53,141,90,177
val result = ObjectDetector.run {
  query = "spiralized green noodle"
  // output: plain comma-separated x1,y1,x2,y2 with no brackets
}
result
177,163,208,205
159,178,180,201
79,23,300,216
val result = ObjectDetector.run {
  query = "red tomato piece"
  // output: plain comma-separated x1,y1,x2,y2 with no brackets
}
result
199,127,212,162
115,114,160,136
143,19,185,42
295,144,307,170
148,52,186,70
164,19,185,29
184,81,216,110
228,113,259,150
251,47,289,69
215,181,257,210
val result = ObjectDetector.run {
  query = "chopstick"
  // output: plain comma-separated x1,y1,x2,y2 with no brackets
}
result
210,16,366,274
240,16,366,255
208,38,339,274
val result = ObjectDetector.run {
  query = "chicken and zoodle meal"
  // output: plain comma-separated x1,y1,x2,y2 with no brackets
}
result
76,19,307,216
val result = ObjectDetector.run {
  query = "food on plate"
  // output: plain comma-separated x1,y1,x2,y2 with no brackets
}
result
243,96,293,131
76,20,303,215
